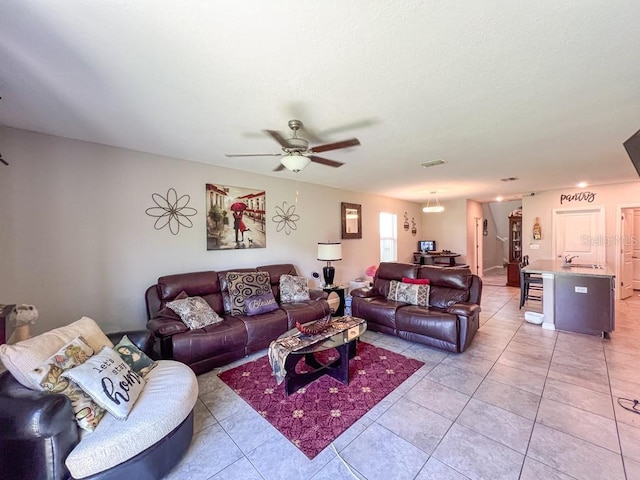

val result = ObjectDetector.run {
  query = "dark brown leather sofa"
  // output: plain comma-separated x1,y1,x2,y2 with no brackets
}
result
351,262,482,352
145,263,331,374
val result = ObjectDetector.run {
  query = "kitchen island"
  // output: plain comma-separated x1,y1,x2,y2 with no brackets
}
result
522,260,615,336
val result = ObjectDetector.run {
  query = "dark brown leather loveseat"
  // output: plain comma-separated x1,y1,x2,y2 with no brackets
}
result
145,263,330,374
351,262,482,352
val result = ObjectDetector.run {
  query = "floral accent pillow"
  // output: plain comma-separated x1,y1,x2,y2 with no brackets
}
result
279,274,310,303
226,272,272,315
63,346,146,421
113,335,157,377
166,296,223,329
30,336,106,432
157,290,188,319
387,280,430,306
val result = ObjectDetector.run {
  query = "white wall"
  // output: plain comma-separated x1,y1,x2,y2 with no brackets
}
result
420,198,468,261
485,200,522,268
522,183,640,267
466,200,483,276
419,198,485,271
0,127,423,334
482,203,502,270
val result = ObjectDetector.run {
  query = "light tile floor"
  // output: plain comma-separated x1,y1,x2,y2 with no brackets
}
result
165,285,640,480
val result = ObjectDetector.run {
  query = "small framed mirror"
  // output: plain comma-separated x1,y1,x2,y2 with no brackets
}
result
341,202,362,239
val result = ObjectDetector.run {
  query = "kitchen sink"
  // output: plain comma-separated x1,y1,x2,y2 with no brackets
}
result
568,263,604,269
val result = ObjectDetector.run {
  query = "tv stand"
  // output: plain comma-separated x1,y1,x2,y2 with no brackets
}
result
412,252,461,267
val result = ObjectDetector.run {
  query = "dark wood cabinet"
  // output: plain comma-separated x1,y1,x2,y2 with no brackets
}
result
507,216,522,287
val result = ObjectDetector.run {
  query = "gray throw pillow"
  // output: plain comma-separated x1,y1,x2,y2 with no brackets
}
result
166,296,223,329
279,274,310,303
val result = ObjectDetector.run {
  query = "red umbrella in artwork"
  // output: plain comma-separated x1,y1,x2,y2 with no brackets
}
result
229,201,247,212
230,201,249,237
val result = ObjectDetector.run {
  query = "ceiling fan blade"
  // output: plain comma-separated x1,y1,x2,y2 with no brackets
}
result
309,155,344,168
310,138,360,153
318,118,378,136
225,153,284,157
273,163,286,172
264,130,294,148
299,124,323,143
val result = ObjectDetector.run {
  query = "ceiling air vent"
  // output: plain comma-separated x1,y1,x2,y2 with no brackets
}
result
500,177,519,182
421,159,447,168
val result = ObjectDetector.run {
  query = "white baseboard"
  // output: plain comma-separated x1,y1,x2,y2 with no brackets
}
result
483,265,505,273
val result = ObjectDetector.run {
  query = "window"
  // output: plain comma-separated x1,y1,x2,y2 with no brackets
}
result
379,212,397,262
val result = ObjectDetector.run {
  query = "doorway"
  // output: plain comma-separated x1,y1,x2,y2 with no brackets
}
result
617,203,640,300
482,200,521,285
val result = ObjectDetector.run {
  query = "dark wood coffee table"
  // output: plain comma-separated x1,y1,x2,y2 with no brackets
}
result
279,319,367,396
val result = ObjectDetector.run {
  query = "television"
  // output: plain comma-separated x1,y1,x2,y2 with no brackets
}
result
418,240,436,253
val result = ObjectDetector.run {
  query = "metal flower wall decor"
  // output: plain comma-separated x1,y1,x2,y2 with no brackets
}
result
272,201,300,235
146,188,198,235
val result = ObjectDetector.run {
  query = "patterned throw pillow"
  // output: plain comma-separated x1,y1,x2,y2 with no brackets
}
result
245,291,279,316
226,271,272,315
0,316,113,390
63,346,146,421
113,335,157,377
387,280,430,306
157,290,188,319
166,296,223,329
279,274,310,303
30,336,106,432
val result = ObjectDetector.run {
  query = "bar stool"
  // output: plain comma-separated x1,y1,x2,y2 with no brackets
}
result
519,255,543,309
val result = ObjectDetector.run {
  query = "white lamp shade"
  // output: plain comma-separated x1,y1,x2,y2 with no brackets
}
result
317,242,342,261
281,154,311,172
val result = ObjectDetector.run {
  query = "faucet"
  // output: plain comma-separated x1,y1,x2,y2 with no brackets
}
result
564,255,578,264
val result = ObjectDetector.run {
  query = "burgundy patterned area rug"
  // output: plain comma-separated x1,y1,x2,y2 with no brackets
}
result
218,341,424,459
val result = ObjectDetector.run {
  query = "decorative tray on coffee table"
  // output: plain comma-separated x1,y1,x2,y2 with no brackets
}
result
295,315,333,335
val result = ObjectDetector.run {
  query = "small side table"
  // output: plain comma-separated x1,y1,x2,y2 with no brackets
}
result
323,286,346,317
348,280,368,294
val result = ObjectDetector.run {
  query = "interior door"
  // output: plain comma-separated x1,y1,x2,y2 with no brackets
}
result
553,207,605,263
634,210,640,289
620,209,634,299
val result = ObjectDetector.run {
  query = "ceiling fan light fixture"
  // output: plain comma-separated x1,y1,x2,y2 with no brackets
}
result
281,153,311,172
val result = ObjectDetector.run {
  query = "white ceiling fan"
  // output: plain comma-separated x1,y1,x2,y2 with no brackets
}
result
225,119,360,172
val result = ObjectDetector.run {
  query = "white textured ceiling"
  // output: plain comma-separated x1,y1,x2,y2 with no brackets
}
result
1,1,639,203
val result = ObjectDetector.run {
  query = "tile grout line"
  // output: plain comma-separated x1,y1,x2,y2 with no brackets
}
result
604,341,630,480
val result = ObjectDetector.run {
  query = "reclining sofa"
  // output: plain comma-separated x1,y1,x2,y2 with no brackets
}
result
351,262,482,352
146,263,330,374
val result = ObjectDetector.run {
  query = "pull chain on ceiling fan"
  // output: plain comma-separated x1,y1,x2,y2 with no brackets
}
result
225,119,360,172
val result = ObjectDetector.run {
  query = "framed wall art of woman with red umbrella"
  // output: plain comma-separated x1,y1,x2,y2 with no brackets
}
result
206,183,266,250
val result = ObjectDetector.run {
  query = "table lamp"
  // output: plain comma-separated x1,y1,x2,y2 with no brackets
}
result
317,242,342,287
